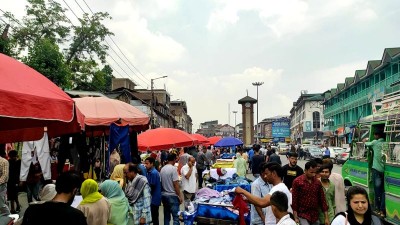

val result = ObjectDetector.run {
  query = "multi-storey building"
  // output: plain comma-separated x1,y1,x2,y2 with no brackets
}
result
170,100,193,133
323,48,400,146
290,91,324,144
107,78,178,129
258,115,290,143
196,120,219,137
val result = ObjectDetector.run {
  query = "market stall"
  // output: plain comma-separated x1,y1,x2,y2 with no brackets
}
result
182,168,252,225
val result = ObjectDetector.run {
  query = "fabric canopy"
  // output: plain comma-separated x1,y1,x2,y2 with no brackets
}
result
207,136,222,145
73,97,150,131
0,53,84,143
214,137,243,147
138,128,198,151
191,134,209,144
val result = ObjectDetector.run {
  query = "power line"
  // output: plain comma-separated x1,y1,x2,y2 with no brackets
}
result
80,0,151,85
57,0,144,88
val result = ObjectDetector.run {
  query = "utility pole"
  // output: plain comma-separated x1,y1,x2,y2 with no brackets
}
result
232,111,238,138
252,82,264,143
150,76,168,129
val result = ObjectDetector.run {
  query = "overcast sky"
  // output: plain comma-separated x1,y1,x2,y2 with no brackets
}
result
3,0,400,131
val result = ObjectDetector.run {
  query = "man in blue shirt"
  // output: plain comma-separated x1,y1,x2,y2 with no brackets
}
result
248,146,255,172
323,144,330,159
144,157,162,225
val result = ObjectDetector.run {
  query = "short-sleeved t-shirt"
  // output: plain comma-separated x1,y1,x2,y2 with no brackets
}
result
160,164,179,196
282,164,304,190
265,183,292,225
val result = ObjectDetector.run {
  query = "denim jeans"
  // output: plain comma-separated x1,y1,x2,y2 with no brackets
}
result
162,195,180,225
0,184,10,216
372,168,385,211
27,182,41,203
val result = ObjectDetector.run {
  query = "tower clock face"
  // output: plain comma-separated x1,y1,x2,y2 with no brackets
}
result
245,102,251,108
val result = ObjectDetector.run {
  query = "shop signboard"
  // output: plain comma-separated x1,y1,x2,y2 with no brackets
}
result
272,119,290,138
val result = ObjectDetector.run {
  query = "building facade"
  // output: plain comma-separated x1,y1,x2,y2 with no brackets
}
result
290,91,324,144
258,116,290,143
170,100,193,133
323,48,400,146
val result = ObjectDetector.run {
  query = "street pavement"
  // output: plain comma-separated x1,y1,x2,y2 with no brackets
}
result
13,154,343,224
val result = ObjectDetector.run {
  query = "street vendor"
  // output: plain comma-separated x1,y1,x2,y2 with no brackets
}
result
235,162,292,225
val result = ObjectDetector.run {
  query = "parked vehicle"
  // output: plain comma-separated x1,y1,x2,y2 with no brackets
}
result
342,92,400,225
305,146,323,160
277,142,289,155
336,148,350,165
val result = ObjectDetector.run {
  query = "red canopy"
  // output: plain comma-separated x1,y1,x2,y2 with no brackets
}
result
207,136,222,145
74,97,150,135
191,133,209,144
138,128,198,151
0,54,84,143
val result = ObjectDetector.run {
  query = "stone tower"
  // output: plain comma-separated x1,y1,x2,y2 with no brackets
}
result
238,95,257,146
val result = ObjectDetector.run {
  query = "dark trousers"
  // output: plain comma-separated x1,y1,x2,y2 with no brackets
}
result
151,204,159,225
197,167,204,188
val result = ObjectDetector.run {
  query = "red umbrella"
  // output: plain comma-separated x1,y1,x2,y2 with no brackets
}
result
0,53,84,143
74,97,149,135
208,136,222,145
191,133,209,144
138,128,198,151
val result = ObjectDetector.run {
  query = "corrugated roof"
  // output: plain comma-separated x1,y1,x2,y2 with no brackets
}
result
337,83,345,91
385,47,400,57
345,77,354,85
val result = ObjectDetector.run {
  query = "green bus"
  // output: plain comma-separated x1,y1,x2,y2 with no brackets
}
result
342,92,400,225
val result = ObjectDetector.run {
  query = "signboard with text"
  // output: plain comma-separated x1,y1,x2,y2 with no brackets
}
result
272,120,290,138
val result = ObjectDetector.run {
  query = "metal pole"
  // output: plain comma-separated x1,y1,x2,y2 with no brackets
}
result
233,111,237,138
252,82,264,143
150,79,154,129
149,76,168,129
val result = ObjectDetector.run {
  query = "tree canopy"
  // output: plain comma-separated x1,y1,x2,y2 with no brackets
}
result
1,0,114,92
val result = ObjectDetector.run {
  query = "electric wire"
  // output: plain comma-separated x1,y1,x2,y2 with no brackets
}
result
58,0,144,88
80,0,151,85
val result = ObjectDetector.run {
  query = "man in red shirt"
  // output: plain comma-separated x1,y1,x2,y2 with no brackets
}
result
292,160,329,225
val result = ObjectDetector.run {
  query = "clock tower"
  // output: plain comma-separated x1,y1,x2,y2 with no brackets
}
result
238,95,257,146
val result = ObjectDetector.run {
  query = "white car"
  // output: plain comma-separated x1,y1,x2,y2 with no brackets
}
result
277,142,289,155
324,147,344,163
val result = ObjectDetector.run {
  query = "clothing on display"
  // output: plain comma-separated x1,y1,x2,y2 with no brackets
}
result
108,123,131,173
20,132,51,181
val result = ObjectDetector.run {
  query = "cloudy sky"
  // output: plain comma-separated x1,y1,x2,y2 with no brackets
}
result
3,0,400,131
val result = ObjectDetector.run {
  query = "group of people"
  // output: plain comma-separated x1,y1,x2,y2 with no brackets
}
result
236,145,382,225
0,140,386,225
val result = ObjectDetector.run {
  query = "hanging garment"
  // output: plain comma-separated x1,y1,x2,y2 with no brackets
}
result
232,194,249,225
20,132,51,181
108,123,131,171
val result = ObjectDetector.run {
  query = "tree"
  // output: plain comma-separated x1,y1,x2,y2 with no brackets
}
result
24,38,72,89
11,0,70,52
2,0,115,92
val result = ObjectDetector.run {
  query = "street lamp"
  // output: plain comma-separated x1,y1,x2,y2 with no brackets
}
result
252,81,264,143
150,75,168,128
232,111,238,138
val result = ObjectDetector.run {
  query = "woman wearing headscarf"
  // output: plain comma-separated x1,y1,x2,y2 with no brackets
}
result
99,180,129,225
111,164,125,188
78,179,111,225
